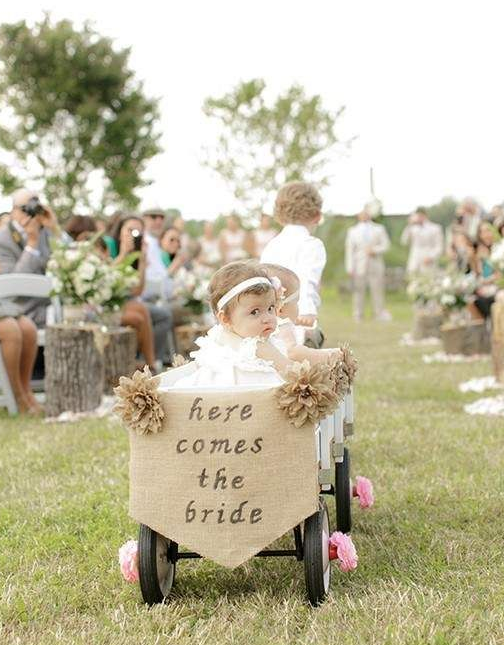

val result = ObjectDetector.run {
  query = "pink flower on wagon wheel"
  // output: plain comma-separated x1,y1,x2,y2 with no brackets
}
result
119,539,139,583
353,476,375,509
328,532,358,572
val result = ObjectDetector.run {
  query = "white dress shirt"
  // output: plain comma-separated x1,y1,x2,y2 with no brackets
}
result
260,224,326,316
144,232,166,281
345,221,390,276
400,220,444,273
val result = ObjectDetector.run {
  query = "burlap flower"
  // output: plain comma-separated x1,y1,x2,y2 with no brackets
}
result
277,360,340,428
113,366,165,435
340,344,358,386
326,353,350,399
171,354,190,368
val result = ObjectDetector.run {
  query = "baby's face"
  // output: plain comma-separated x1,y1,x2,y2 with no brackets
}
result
226,290,277,339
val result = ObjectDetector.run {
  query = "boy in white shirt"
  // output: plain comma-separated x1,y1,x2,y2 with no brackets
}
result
260,182,326,336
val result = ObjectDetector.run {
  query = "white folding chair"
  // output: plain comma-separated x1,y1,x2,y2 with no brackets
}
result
0,274,59,414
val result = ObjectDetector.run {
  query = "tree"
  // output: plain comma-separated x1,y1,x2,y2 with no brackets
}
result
203,79,347,212
0,17,161,216
426,196,458,228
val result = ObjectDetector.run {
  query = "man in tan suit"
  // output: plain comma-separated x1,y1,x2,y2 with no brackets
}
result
345,209,391,321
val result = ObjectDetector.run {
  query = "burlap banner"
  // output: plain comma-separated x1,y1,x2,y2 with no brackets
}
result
129,387,319,568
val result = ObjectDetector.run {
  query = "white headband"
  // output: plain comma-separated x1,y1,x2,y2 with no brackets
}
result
217,277,273,311
282,289,299,305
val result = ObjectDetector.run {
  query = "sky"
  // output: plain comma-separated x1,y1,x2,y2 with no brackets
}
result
1,1,504,218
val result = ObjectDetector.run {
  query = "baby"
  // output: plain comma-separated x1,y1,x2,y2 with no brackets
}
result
263,263,342,365
169,261,294,388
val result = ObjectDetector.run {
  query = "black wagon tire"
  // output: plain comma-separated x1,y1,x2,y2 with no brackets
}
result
304,498,331,606
335,447,352,534
138,524,176,605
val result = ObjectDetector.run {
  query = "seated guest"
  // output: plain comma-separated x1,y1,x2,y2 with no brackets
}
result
448,227,477,274
0,300,42,414
471,222,500,320
64,214,98,241
160,226,185,273
0,189,66,327
108,214,173,369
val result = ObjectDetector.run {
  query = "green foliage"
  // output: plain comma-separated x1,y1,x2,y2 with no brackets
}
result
425,196,458,228
0,17,161,216
203,78,347,212
1,301,503,644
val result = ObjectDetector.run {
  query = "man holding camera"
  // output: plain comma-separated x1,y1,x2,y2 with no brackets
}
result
0,189,62,326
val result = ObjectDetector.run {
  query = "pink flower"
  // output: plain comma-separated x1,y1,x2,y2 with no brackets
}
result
118,539,139,583
328,531,358,572
353,476,374,509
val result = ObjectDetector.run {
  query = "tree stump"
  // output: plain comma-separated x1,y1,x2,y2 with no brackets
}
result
440,320,489,355
412,308,443,339
492,301,504,383
103,327,137,395
44,325,105,417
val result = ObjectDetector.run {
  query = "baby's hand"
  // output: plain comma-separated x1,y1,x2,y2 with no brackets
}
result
296,314,317,327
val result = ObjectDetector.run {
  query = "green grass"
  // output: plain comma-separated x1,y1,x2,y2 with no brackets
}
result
1,295,503,645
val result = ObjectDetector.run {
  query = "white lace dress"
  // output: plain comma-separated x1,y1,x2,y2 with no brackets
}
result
170,325,284,388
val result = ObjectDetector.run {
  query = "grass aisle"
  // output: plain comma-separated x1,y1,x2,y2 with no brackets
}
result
1,295,503,645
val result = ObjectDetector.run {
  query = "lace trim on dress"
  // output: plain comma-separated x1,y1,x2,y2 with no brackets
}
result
190,325,277,374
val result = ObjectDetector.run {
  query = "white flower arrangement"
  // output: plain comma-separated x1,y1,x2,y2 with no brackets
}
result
173,265,211,315
47,239,139,310
102,256,140,312
407,269,477,312
406,270,444,306
47,240,111,306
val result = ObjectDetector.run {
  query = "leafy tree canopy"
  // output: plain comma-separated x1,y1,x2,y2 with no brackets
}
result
0,16,161,216
203,78,348,213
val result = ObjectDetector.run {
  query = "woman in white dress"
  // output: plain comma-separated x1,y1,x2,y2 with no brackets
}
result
197,221,221,268
219,214,248,264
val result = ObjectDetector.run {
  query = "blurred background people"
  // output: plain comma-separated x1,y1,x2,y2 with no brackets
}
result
345,208,391,322
219,214,247,263
400,206,443,273
197,220,221,268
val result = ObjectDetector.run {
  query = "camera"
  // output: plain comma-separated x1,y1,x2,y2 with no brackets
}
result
131,228,143,252
21,196,46,218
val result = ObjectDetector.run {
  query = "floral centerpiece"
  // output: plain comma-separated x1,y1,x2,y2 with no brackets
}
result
437,271,477,316
47,238,140,325
173,266,212,316
47,240,113,321
406,271,444,308
101,255,140,313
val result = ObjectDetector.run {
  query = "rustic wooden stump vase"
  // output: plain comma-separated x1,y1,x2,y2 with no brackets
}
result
440,319,490,355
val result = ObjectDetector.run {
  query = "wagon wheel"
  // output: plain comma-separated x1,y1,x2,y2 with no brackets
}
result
335,447,352,534
138,524,176,605
304,498,331,606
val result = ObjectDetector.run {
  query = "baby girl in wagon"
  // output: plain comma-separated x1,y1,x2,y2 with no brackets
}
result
161,260,342,390
164,261,290,388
